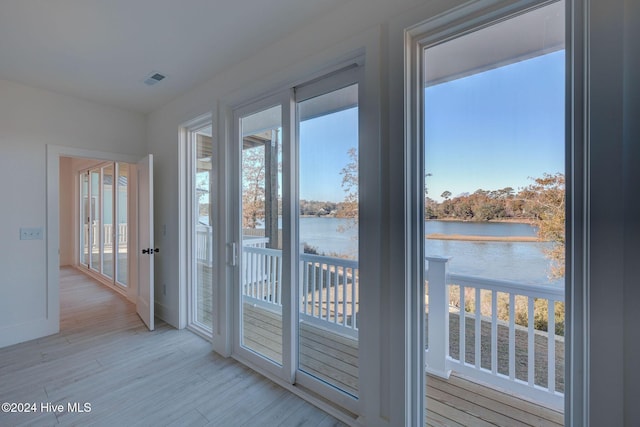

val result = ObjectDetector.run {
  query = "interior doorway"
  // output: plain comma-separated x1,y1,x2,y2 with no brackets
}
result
59,156,137,301
47,145,154,335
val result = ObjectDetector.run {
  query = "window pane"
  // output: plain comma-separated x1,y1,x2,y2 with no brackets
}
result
90,170,101,272
117,164,128,285
102,165,114,279
422,3,565,422
240,105,283,365
194,127,213,329
80,173,89,266
297,84,359,396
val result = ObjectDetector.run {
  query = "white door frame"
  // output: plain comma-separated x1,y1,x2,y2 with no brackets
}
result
46,145,143,332
231,91,293,381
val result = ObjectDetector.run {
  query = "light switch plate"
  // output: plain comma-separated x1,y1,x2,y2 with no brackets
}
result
20,227,43,240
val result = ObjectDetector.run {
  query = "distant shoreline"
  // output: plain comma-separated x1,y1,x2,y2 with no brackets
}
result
426,218,536,225
426,233,542,242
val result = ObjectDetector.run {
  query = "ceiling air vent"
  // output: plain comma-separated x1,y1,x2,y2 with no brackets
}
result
144,72,166,86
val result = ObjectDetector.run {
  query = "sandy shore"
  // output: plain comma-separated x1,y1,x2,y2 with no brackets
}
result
426,233,542,242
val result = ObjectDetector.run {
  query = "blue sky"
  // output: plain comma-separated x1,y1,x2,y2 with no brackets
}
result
298,50,565,203
425,50,565,201
299,107,358,202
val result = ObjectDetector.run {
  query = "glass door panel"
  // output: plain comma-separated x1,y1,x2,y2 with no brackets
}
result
239,105,283,365
116,164,128,285
102,165,114,279
90,170,101,272
194,126,213,329
296,83,359,396
420,3,566,422
80,173,89,266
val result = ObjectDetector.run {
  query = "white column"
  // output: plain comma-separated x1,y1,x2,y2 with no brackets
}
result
425,256,451,378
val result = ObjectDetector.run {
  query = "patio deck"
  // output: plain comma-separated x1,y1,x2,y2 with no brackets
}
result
244,303,563,427
194,258,563,426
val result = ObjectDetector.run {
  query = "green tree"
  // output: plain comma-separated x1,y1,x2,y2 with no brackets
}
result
337,147,358,222
241,146,266,229
521,173,565,278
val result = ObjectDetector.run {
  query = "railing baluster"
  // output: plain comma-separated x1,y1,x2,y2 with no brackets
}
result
528,296,535,386
324,262,330,321
352,267,357,330
251,251,257,299
548,299,556,393
332,265,340,325
329,263,334,323
509,293,515,381
266,252,272,301
311,262,317,317
475,287,481,369
302,259,308,314
491,290,497,375
342,267,348,327
246,249,251,297
256,252,260,298
276,254,282,305
460,285,466,363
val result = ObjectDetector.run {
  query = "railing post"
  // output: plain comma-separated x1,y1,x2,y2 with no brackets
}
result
425,256,452,378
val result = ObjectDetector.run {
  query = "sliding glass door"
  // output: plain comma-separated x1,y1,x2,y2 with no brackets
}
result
232,67,362,405
79,162,129,287
296,76,360,397
187,123,214,332
235,100,285,367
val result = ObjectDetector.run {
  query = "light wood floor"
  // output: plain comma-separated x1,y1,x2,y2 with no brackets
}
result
0,267,347,427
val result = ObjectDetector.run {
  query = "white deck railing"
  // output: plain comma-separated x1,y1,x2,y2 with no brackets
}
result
233,241,564,408
83,224,128,248
425,256,565,410
242,243,283,307
299,253,358,338
240,247,359,338
195,225,214,267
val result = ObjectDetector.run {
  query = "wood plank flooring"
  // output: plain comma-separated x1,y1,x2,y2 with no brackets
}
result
242,304,359,396
0,267,347,427
244,304,563,427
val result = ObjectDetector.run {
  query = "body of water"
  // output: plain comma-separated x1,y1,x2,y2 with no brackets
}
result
299,217,561,286
300,217,358,257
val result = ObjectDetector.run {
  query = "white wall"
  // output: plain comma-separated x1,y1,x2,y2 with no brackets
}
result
0,79,146,348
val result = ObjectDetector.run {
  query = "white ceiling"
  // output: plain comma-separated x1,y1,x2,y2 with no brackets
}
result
0,0,348,113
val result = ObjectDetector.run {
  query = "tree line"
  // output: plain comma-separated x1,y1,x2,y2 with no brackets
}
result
427,173,565,278
426,173,563,223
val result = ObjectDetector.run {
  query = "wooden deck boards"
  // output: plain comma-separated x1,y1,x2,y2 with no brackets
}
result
242,303,360,396
244,303,564,427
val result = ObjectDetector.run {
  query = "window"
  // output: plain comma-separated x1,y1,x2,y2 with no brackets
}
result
296,81,360,397
187,123,214,333
408,2,567,425
230,65,363,410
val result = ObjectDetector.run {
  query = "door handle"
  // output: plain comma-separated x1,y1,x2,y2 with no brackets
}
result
142,248,160,254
